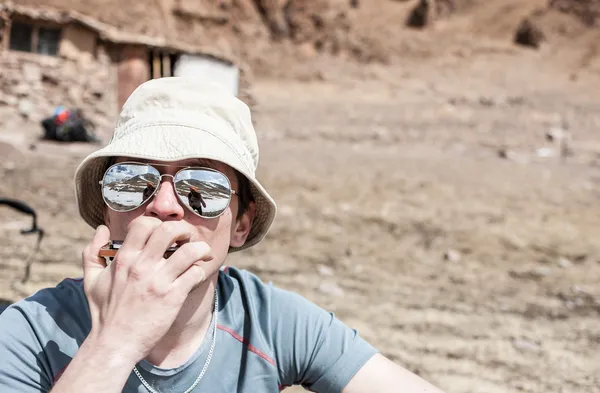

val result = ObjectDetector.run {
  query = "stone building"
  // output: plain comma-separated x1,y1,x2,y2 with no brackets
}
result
0,2,250,139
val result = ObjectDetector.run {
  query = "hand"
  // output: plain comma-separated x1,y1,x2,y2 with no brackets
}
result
81,217,215,362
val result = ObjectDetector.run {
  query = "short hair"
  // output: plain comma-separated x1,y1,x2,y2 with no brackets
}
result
233,170,253,219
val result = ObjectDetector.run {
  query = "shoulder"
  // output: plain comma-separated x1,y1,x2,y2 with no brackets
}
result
0,277,91,343
0,278,91,390
218,266,346,346
219,265,323,319
10,277,88,315
219,267,379,391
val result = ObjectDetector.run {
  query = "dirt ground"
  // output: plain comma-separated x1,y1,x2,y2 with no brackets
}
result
1,25,600,393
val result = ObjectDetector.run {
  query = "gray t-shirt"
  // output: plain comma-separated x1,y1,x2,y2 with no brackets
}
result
0,266,377,393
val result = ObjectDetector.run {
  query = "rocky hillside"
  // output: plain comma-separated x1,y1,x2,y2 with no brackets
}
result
550,0,600,26
6,0,600,75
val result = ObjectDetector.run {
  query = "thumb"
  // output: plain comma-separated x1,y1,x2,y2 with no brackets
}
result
82,225,111,286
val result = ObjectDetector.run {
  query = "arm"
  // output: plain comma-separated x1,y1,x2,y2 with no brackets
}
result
52,219,217,392
267,284,444,393
0,303,137,393
49,333,137,393
342,354,445,393
269,286,378,392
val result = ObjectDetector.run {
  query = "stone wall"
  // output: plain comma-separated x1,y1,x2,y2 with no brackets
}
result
60,23,98,62
0,43,119,141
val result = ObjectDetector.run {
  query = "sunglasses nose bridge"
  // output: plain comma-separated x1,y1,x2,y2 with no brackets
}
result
158,173,175,182
153,173,177,195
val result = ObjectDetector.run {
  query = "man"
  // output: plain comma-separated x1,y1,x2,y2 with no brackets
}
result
0,78,445,393
142,182,157,203
187,186,207,216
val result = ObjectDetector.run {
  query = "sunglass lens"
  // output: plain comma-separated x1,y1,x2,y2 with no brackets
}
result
102,164,160,211
174,169,232,218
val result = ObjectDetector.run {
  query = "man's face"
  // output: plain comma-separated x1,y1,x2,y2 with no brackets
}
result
104,157,254,267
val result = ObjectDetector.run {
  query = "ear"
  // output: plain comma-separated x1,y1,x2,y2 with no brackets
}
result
230,201,256,248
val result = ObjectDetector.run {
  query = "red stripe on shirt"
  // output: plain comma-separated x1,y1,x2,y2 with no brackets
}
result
217,324,275,366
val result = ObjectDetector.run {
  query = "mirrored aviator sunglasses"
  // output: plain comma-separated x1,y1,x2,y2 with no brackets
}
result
100,162,237,219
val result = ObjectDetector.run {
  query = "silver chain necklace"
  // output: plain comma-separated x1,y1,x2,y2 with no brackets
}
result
132,290,218,393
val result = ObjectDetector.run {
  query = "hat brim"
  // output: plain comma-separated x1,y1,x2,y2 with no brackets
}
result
73,124,276,252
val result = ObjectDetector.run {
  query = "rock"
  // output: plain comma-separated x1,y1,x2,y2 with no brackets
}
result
262,0,290,39
536,147,555,158
534,266,553,277
558,257,572,269
506,96,526,106
406,0,432,28
498,148,529,164
318,282,344,297
22,63,42,83
512,338,541,353
317,264,334,276
546,127,567,142
41,71,60,86
0,93,17,106
297,41,318,59
572,285,591,296
509,265,553,280
18,99,33,118
13,84,30,97
514,18,545,49
479,96,495,107
311,13,325,30
444,249,461,263
68,86,83,104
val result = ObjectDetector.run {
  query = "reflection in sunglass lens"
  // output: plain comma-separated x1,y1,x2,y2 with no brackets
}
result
102,164,160,211
174,169,232,218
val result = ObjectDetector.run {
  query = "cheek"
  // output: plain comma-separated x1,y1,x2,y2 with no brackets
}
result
188,211,234,255
105,208,144,239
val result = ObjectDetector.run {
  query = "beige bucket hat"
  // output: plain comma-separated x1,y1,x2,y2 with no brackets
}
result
73,77,277,252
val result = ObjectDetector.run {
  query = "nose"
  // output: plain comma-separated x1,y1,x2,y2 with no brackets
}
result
144,179,185,221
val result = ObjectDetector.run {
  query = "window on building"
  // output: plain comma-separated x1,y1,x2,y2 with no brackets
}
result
37,27,61,56
148,50,178,79
8,21,61,56
9,22,33,52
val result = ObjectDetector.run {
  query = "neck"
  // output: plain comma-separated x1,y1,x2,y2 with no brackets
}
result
144,275,218,368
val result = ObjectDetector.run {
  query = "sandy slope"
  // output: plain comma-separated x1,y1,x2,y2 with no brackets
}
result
2,42,600,392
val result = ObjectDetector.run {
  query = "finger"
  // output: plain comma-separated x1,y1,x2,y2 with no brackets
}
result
142,221,195,261
119,216,163,253
172,264,208,295
160,242,213,282
82,225,111,287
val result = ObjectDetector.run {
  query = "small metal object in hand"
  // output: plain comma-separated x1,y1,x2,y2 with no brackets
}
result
98,240,179,259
